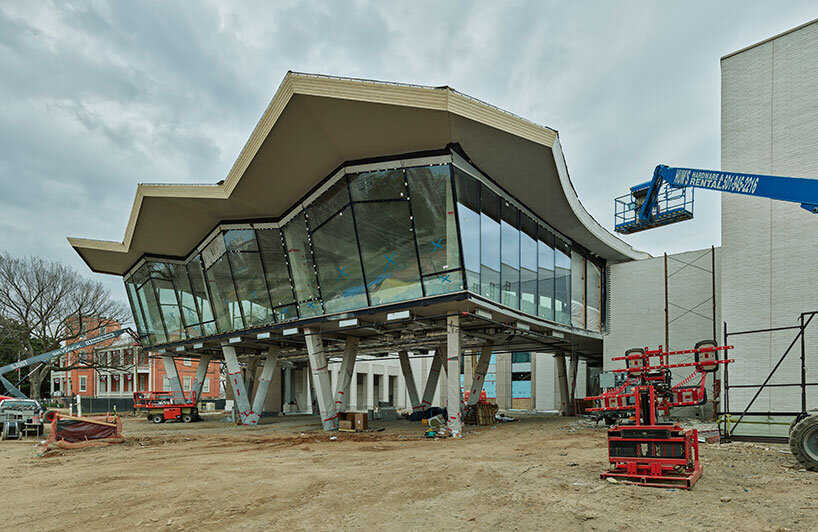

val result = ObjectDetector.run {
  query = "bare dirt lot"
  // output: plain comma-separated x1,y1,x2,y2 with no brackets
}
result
2,413,816,531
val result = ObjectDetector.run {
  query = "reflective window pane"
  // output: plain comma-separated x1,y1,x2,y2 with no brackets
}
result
571,250,586,328
307,180,350,229
537,226,555,320
169,264,202,338
125,280,147,341
205,254,243,332
520,214,537,316
454,167,480,293
227,245,274,327
311,206,368,313
133,264,166,345
587,260,602,332
187,256,217,336
349,169,405,201
555,240,571,325
282,213,322,314
153,275,184,342
407,165,460,275
256,229,296,309
423,270,463,296
353,201,422,305
501,201,519,309
224,229,258,252
480,186,501,302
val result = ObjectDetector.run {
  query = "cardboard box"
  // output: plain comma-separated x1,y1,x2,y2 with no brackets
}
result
353,412,368,431
339,419,353,431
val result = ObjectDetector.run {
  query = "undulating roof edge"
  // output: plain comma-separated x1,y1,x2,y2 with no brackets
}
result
68,71,648,275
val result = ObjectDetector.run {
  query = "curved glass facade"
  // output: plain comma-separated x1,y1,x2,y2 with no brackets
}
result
124,157,605,347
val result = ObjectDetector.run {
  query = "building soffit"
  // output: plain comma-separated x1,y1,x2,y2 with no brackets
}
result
68,72,648,276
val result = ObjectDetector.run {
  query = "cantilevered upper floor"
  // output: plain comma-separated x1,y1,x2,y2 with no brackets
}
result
68,72,648,356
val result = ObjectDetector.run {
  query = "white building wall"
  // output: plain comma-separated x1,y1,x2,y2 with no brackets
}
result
604,248,721,370
721,21,818,414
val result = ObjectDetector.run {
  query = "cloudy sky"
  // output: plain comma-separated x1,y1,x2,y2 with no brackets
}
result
1,1,817,310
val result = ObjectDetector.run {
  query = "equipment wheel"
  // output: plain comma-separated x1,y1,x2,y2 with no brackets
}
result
789,414,818,471
182,414,193,423
151,414,164,424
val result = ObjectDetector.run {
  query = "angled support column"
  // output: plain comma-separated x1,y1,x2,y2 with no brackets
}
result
251,346,279,418
420,346,445,409
304,327,338,431
222,345,259,425
447,315,463,436
467,342,494,406
555,353,570,416
398,350,422,412
244,357,259,399
335,336,359,412
161,355,184,404
191,354,212,402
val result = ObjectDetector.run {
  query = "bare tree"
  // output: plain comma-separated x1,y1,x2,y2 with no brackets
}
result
0,252,130,398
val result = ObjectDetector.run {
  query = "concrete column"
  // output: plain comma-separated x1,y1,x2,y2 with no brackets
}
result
366,369,374,410
284,366,292,404
463,353,473,392
495,354,511,410
381,372,390,404
161,355,184,404
50,374,54,397
447,315,463,436
420,347,445,409
251,346,279,418
555,353,570,416
304,327,338,431
398,350,422,412
335,336,359,412
568,353,579,415
467,342,493,406
222,346,258,425
530,352,538,410
191,354,212,402
244,357,258,399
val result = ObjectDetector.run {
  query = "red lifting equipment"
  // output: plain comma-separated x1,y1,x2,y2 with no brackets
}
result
585,343,734,489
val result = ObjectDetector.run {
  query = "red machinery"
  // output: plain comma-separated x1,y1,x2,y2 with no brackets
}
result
133,391,200,424
585,342,734,489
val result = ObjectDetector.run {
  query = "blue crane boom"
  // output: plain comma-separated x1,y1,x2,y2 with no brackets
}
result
614,165,818,234
0,328,137,399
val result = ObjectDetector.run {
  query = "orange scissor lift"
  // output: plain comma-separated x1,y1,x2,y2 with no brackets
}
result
133,391,201,424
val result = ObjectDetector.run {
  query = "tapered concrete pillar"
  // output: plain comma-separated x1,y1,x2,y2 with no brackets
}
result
161,355,184,404
251,346,279,418
420,346,445,409
335,336,359,412
398,350,422,412
284,366,292,404
568,352,579,416
366,370,375,410
555,353,570,416
222,346,259,425
447,315,463,436
304,327,338,431
467,342,493,406
191,354,212,402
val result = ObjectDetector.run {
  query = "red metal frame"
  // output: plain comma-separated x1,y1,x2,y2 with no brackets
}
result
133,391,198,410
585,344,735,489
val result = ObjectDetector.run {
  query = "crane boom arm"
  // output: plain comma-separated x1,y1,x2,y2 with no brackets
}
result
0,328,136,398
638,165,818,223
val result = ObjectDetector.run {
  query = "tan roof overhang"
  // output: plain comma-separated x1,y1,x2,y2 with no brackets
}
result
69,72,648,276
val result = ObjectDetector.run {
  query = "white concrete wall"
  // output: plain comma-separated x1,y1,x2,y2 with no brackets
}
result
721,22,818,414
604,248,720,371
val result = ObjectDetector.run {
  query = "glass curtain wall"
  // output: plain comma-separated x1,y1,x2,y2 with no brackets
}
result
123,159,605,347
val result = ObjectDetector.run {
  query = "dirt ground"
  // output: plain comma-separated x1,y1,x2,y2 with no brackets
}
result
1,413,816,531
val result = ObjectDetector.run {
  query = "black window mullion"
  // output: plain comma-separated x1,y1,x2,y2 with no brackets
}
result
301,211,326,314
166,266,188,339
185,263,204,332
346,174,372,308
403,168,426,298
125,281,150,342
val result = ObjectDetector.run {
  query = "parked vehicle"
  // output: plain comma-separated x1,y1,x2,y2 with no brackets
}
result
0,397,45,438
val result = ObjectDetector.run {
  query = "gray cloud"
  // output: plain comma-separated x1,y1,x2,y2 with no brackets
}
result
1,1,817,316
